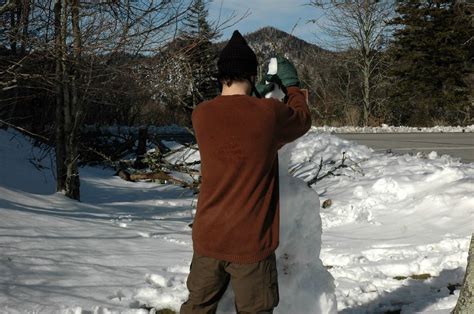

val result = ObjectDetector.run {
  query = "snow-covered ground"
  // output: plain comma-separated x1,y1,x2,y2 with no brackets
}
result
313,124,474,134
0,128,472,313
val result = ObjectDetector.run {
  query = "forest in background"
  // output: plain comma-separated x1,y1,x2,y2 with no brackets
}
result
0,0,473,199
1,1,473,130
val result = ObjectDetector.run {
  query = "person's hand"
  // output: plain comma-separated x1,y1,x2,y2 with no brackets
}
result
265,56,300,88
255,81,275,97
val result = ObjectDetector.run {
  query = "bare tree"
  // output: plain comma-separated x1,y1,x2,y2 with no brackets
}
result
309,0,393,126
2,0,196,200
1,0,247,199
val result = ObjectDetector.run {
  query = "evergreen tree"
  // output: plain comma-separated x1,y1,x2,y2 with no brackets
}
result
388,0,473,126
181,0,219,109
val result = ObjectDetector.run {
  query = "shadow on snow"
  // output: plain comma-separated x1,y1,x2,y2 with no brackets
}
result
341,267,464,313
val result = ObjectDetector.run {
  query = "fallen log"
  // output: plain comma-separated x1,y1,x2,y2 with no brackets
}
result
116,169,134,182
129,172,172,182
115,168,200,193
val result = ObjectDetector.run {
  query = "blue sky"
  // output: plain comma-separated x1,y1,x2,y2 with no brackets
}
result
208,0,327,44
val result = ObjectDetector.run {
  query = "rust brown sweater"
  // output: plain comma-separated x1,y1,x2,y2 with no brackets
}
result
191,87,311,264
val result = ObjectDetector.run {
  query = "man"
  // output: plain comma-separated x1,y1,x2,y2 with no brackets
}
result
181,30,311,314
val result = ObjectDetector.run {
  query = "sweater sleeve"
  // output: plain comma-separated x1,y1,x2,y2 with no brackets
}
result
275,86,312,147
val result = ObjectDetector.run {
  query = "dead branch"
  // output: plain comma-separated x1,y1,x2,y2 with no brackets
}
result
307,152,347,186
0,0,16,14
162,142,198,158
0,119,51,144
306,152,365,187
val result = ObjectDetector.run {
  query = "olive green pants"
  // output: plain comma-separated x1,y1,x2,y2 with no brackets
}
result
180,252,279,314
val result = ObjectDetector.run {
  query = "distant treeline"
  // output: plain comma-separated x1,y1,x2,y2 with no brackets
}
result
0,0,472,200
1,0,473,136
245,1,473,127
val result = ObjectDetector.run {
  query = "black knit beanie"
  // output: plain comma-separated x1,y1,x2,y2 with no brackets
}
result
217,30,258,77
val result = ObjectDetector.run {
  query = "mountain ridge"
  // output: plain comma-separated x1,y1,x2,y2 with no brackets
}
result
218,26,328,62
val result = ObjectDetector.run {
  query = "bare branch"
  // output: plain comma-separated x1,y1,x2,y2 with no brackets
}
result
0,0,16,14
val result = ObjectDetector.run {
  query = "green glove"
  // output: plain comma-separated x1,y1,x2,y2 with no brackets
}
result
255,82,275,98
265,56,300,88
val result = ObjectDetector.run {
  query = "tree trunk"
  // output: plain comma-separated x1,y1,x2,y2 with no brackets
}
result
55,0,82,200
362,9,371,127
54,0,67,192
9,4,16,54
362,64,370,126
64,0,81,200
452,234,474,313
19,0,30,55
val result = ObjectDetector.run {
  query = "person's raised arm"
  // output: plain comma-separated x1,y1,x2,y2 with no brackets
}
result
276,86,311,146
267,57,311,146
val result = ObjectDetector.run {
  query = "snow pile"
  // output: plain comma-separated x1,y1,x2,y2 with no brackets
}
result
314,124,474,133
292,130,474,313
289,132,372,184
0,127,472,313
291,132,373,163
133,272,189,310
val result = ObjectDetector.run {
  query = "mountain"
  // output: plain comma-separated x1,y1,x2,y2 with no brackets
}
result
155,26,345,124
217,26,331,72
244,26,326,59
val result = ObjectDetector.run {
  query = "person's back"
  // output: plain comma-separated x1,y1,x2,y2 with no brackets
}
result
193,89,310,264
181,30,311,314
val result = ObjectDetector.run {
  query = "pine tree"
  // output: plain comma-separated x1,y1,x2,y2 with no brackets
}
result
181,0,219,109
388,0,473,126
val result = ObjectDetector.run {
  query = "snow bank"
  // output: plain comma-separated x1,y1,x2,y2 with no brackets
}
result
295,129,474,313
314,124,474,133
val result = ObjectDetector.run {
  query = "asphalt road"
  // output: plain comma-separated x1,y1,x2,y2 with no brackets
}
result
337,133,474,163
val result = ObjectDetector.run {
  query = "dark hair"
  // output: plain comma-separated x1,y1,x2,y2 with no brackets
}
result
217,73,255,88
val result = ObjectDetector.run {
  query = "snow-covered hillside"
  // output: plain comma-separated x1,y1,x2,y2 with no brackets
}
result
0,128,472,313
